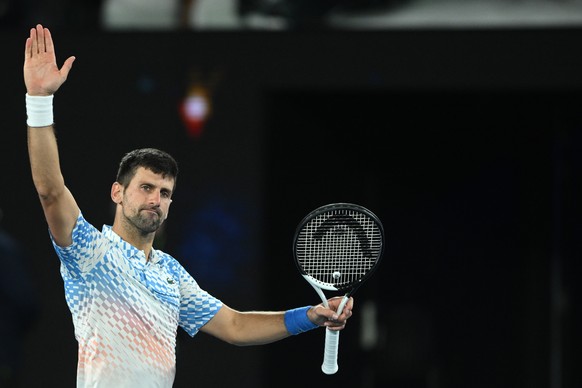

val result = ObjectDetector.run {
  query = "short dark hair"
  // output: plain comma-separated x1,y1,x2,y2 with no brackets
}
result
116,148,179,188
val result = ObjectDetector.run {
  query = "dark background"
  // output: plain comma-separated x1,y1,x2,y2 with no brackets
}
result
2,26,582,387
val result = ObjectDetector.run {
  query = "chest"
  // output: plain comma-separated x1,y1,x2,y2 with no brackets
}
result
92,250,181,314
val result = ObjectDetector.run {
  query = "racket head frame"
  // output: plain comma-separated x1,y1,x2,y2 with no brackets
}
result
292,202,385,297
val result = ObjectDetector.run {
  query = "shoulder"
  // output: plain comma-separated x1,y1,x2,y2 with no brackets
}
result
53,212,101,250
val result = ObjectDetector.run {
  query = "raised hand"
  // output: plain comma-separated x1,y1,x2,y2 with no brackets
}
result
24,24,75,96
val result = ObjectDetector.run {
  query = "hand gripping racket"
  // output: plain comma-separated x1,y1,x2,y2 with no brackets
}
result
293,203,384,375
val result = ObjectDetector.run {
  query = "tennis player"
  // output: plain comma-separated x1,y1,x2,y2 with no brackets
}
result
23,24,354,387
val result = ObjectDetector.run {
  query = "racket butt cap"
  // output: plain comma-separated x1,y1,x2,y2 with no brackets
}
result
321,363,338,375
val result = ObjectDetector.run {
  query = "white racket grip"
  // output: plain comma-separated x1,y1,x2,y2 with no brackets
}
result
321,295,349,375
322,328,340,374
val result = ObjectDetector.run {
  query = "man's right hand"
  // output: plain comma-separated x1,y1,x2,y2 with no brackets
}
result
24,24,75,96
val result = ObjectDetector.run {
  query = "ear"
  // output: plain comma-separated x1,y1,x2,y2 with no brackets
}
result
111,182,123,204
165,200,172,220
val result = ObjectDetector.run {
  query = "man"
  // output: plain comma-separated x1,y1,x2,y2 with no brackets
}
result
23,24,353,387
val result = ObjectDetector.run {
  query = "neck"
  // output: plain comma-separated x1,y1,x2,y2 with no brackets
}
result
111,221,155,261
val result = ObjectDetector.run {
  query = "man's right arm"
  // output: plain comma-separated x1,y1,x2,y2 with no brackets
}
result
24,24,78,247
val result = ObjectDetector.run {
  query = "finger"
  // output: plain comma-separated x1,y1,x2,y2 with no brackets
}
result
36,24,46,53
324,319,346,330
345,297,354,310
313,305,337,322
313,305,330,318
340,309,352,321
30,27,38,55
326,308,340,321
326,297,342,309
24,37,31,60
44,28,54,54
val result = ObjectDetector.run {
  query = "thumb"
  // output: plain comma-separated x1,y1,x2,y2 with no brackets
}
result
60,56,76,79
317,306,339,321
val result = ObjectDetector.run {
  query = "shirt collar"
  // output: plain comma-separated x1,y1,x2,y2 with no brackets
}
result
102,225,162,264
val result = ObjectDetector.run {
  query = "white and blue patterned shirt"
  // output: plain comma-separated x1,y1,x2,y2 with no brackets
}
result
51,212,223,388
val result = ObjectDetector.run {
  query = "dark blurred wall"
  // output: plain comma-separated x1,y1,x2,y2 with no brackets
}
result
1,28,582,387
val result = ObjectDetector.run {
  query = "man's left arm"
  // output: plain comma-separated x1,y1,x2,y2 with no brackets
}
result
200,297,354,346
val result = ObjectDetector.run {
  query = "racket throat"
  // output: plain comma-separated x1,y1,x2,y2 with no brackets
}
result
303,274,349,315
306,276,331,308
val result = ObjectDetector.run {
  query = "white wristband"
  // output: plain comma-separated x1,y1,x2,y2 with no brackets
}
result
26,93,54,127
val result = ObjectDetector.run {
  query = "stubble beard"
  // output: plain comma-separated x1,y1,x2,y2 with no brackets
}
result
125,207,164,235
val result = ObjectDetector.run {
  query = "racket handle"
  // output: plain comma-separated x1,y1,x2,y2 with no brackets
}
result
321,328,340,374
321,294,349,375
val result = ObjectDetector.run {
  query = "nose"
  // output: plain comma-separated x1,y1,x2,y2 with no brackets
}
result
148,190,161,206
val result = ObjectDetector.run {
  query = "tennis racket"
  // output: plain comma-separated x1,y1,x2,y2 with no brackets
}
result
293,203,384,375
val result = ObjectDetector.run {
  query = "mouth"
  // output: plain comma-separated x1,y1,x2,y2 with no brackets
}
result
142,208,161,217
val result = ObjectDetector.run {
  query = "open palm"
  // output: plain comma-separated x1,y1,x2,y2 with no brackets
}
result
23,24,75,96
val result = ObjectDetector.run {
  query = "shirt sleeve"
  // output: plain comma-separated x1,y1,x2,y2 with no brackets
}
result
173,261,223,336
50,212,106,278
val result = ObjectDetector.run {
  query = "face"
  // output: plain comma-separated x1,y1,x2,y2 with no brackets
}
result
112,167,174,234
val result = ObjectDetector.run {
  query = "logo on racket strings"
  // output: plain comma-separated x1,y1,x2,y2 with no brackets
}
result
312,214,373,257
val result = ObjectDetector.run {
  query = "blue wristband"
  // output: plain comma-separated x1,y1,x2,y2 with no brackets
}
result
284,306,319,335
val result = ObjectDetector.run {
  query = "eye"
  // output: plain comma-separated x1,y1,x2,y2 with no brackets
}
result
141,184,152,191
161,190,172,199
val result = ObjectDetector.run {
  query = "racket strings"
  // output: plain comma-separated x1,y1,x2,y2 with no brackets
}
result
296,210,382,289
